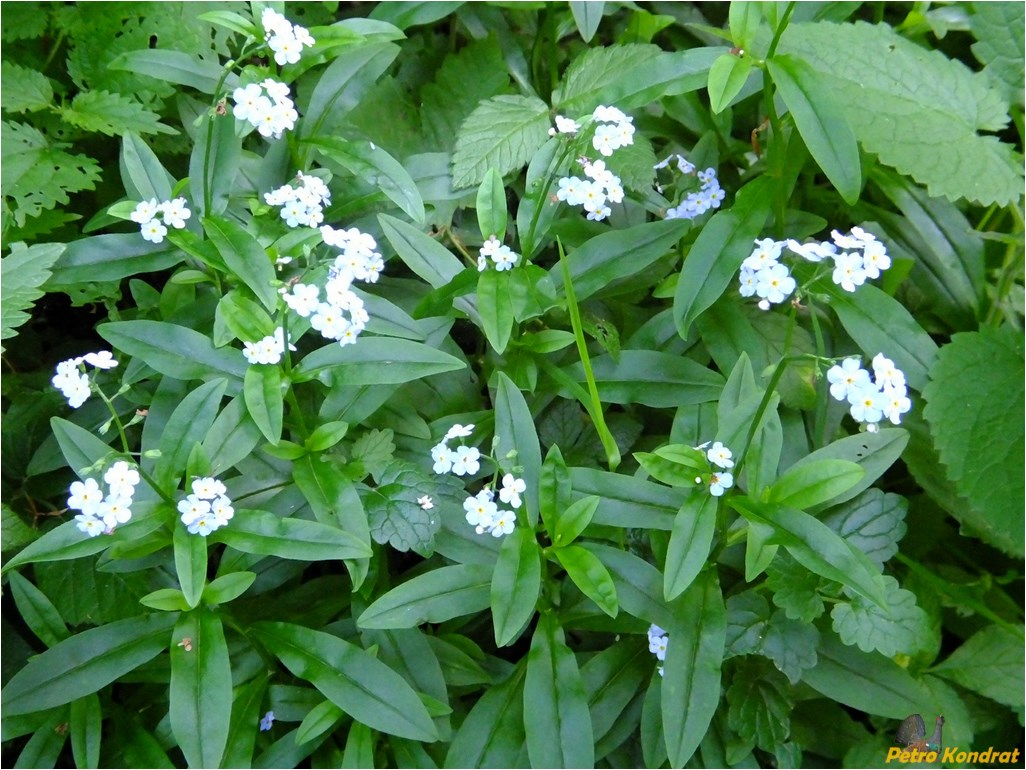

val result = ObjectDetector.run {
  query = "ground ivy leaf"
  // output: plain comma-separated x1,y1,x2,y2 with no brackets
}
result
362,460,462,556
724,591,769,658
760,610,819,684
354,429,397,481
727,662,792,751
830,575,932,657
766,554,825,623
821,488,908,568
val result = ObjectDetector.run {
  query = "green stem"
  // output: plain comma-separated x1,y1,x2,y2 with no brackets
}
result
524,143,575,259
278,312,309,440
93,386,132,455
765,2,796,59
808,300,830,449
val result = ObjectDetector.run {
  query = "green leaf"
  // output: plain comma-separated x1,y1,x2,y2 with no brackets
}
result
201,572,256,605
662,569,726,768
221,675,268,769
727,665,791,752
931,624,1025,710
212,509,372,561
766,554,825,623
173,525,207,609
293,337,465,384
350,428,395,477
69,693,102,769
477,269,514,354
203,216,278,313
766,459,864,510
97,320,246,383
1,521,110,573
707,53,754,114
553,495,599,548
491,526,541,646
451,94,551,190
664,492,718,601
1,614,176,716
169,608,231,768
1,243,64,350
155,378,227,490
569,0,604,42
923,326,1025,556
251,621,438,741
0,62,53,113
296,700,344,746
582,638,650,746
358,564,493,629
107,49,228,93
476,167,507,241
724,594,821,685
571,467,678,531
444,665,526,768
306,421,350,453
970,3,1025,100
189,113,242,219
215,290,274,347
341,721,376,768
563,350,724,408
524,614,594,768
7,571,69,647
587,544,672,629
766,55,861,203
674,176,773,338
494,372,542,526
831,575,931,657
729,2,763,50
731,497,887,608
202,395,263,477
62,90,173,136
243,365,283,444
119,131,173,203
363,459,451,556
821,489,907,568
556,544,619,618
12,710,67,768
139,588,191,612
47,233,179,286
306,137,425,223
550,218,690,302
778,20,1022,206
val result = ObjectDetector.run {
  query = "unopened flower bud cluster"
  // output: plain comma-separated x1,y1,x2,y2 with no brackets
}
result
655,154,725,220
648,623,668,677
52,351,118,408
739,227,892,311
264,172,331,228
69,460,140,537
131,197,191,244
261,8,315,66
177,476,234,536
477,235,519,272
827,353,910,431
553,105,633,222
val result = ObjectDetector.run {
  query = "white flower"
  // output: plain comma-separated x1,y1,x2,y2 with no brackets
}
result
269,33,302,66
706,442,734,469
68,478,103,515
754,263,796,305
832,252,867,292
210,495,235,523
490,510,516,537
192,477,227,500
450,445,481,476
697,168,717,186
861,240,891,279
444,424,475,441
499,474,526,508
282,283,320,317
480,236,501,257
75,513,105,537
743,238,784,271
708,471,733,497
177,494,211,524
130,198,160,224
554,115,580,134
593,105,629,124
140,219,167,244
881,385,911,425
261,8,293,38
647,623,666,641
104,461,140,498
738,266,757,298
310,303,351,341
649,633,668,661
848,384,884,424
827,358,871,401
871,354,906,392
831,228,871,250
592,123,618,156
160,198,191,229
98,495,133,528
477,255,488,272
82,351,118,369
464,492,497,534
786,238,835,263
492,245,518,271
418,495,434,510
431,443,454,474
556,176,586,206
232,84,267,123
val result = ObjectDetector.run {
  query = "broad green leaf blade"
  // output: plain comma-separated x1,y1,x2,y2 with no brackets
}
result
378,213,464,289
821,488,908,568
494,372,542,526
169,608,231,768
173,525,207,609
97,321,246,383
451,94,550,190
251,621,438,741
524,614,594,768
491,526,541,647
569,0,604,42
662,569,726,769
767,55,861,203
556,544,619,618
1,243,64,350
296,700,344,746
244,365,283,444
923,326,1025,556
155,378,227,490
69,693,101,769
674,176,773,338
587,544,673,629
293,337,466,384
203,216,278,313
476,167,507,240
216,290,275,346
477,269,514,354
553,495,599,548
581,638,651,746
444,664,526,769
930,624,1025,710
14,710,67,769
0,61,53,113
664,492,718,601
563,350,725,408
63,89,173,136
221,675,268,769
362,458,449,557
119,131,174,202
766,459,864,510
189,113,241,219
341,721,376,768
970,3,1025,100
571,467,678,531
50,416,116,475
47,234,179,286
1,614,176,716
707,53,754,114
201,571,256,605
1,521,112,573
830,575,931,657
358,564,492,629
107,50,228,93
211,508,372,561
7,571,69,647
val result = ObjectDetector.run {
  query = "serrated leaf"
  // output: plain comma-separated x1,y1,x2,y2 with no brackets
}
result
831,575,931,657
451,94,550,190
923,327,1024,556
778,20,1022,205
362,459,457,556
62,90,174,136
970,3,1025,102
766,554,825,623
821,489,907,567
727,664,792,751
0,62,53,113
352,429,396,480
931,624,1025,710
760,610,819,685
1,242,64,350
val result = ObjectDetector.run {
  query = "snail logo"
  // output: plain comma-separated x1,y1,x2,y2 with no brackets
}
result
897,714,944,753
886,715,1022,765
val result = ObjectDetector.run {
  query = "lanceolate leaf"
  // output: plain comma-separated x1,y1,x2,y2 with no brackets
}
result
491,526,542,647
358,564,493,629
664,491,717,601
212,508,372,562
97,321,247,383
494,372,542,526
444,664,526,768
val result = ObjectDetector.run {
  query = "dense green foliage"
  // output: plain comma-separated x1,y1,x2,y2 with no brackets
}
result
2,2,1023,767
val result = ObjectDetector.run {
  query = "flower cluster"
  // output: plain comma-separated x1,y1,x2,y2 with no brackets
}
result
242,327,296,365
702,441,735,497
556,158,625,222
232,79,298,140
52,351,118,408
590,105,636,157
261,8,314,66
69,460,140,537
131,197,191,244
827,354,910,431
655,154,725,220
648,623,668,677
264,172,331,228
177,477,234,536
739,227,892,310
431,424,480,476
462,476,521,538
477,235,519,272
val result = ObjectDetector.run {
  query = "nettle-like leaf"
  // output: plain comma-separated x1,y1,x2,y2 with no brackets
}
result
727,662,792,751
362,459,463,556
766,554,826,624
724,590,818,684
61,90,175,137
1,121,101,226
450,94,550,190
0,62,54,113
821,488,907,568
1,2,48,41
931,624,1025,711
923,326,1025,557
353,429,397,480
778,20,1023,206
830,575,932,657
1,242,64,351
970,3,1025,103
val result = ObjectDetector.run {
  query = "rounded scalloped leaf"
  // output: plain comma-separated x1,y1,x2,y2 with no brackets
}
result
922,326,1025,556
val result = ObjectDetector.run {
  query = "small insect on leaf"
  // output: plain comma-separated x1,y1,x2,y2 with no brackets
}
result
177,636,193,652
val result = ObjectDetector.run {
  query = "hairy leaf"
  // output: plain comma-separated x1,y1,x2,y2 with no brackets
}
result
451,95,550,190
